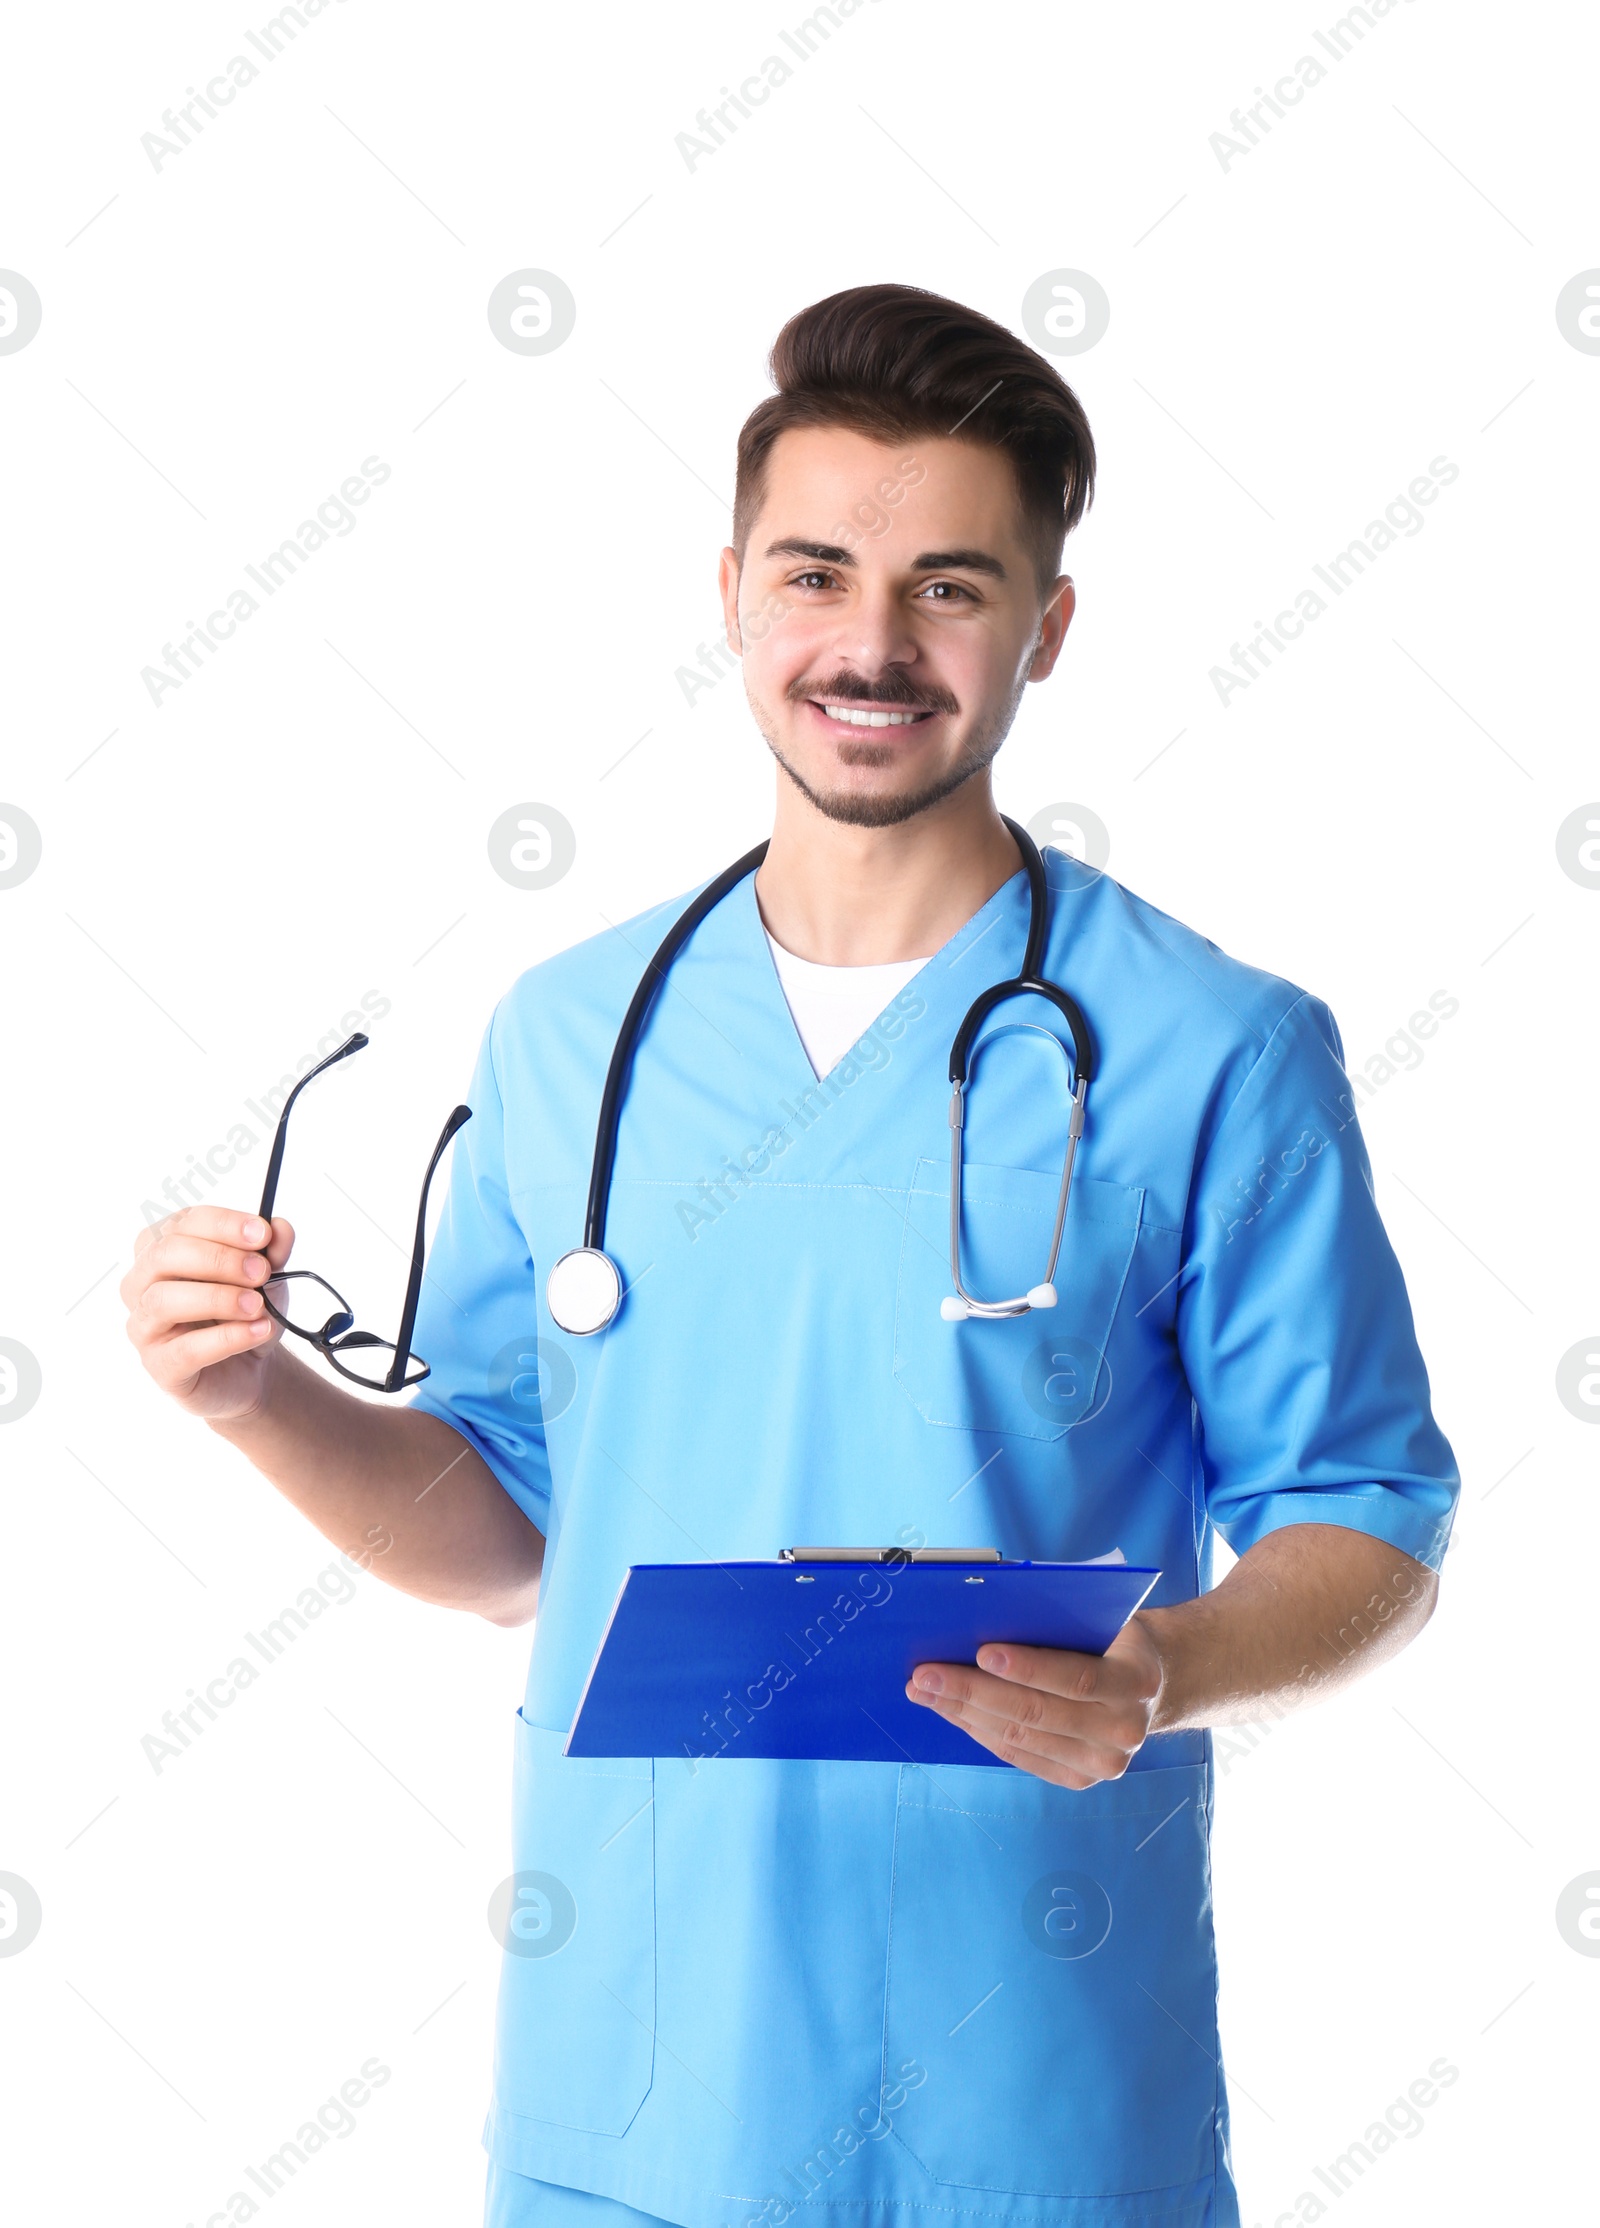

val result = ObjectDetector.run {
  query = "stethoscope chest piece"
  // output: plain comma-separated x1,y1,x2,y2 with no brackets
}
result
546,1247,623,1337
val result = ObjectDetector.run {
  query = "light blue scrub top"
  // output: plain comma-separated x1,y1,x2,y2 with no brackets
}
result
408,852,1459,2228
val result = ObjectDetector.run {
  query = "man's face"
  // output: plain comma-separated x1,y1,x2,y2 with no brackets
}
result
719,426,1074,829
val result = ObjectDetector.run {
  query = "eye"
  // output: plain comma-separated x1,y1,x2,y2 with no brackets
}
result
916,579,974,603
788,568,837,592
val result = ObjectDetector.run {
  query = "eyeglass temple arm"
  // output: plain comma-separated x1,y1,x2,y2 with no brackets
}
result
256,1032,370,1224
385,1104,473,1393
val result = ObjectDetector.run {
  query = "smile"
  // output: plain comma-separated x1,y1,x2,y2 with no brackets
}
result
812,702,934,729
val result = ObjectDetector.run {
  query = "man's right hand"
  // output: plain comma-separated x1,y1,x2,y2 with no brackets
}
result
119,1202,545,1626
121,1206,298,1422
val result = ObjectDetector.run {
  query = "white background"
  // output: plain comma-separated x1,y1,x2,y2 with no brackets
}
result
1,2,1595,2222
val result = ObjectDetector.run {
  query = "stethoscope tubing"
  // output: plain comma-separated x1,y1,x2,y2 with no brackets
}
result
583,839,770,1254
560,815,1092,1334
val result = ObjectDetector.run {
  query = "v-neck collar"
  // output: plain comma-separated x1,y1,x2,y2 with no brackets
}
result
729,862,1035,1091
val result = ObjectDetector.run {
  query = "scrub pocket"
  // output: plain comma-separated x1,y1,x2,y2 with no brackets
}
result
882,1758,1218,2197
493,1711,657,2137
893,1159,1144,1440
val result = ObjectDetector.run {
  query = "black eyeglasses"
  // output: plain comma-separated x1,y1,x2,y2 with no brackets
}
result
255,1032,471,1394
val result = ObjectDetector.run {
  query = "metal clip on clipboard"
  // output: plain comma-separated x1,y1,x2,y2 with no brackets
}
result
779,1546,1005,1564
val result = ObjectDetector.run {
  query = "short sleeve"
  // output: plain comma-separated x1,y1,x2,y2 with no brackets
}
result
1176,994,1458,1571
404,1004,552,1534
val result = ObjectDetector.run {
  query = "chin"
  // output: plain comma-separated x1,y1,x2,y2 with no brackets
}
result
778,746,990,831
808,788,934,831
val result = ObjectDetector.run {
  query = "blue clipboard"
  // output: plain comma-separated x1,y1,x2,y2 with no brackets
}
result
564,1554,1161,1767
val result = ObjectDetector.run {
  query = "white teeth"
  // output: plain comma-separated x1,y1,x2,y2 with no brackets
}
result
819,704,923,727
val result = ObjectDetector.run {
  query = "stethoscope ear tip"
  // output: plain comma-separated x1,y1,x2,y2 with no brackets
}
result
1026,1283,1058,1311
939,1295,971,1323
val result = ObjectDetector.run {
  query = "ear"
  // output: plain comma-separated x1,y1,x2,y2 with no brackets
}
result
1027,576,1076,682
718,546,744,655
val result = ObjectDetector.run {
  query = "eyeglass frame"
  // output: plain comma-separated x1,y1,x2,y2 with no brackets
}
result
255,1031,471,1394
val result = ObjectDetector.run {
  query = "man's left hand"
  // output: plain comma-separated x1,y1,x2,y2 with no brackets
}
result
905,1618,1166,1788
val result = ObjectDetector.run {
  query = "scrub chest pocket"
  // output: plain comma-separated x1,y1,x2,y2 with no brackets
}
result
494,1713,656,2136
883,1758,1219,2198
894,1160,1145,1439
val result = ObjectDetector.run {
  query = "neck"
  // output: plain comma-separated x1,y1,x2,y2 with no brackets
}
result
754,771,1023,965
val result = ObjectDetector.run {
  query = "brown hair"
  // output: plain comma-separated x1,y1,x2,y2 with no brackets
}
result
733,283,1096,595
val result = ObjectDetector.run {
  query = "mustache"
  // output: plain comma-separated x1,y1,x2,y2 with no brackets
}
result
789,671,959,716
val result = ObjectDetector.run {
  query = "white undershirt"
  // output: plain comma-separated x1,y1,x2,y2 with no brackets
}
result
764,930,932,1081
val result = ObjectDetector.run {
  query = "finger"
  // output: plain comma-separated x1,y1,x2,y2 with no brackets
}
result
138,1205,276,1255
126,1234,276,1300
905,1685,1131,1785
907,1689,1116,1787
916,1642,1156,1711
908,1663,1146,1752
126,1277,273,1347
144,1315,277,1390
125,1213,295,1311
910,1661,1057,1724
974,1642,1107,1699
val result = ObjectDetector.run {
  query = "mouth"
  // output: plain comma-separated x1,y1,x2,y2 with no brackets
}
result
806,697,940,731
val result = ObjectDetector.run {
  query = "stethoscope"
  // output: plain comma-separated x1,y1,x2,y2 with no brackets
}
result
544,816,1094,1337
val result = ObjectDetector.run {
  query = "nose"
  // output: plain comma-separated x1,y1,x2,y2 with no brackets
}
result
825,577,922,686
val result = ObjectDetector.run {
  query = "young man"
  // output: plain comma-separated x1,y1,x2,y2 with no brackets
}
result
122,285,1459,2228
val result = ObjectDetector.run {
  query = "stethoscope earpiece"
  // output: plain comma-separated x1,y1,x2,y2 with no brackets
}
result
938,1282,1059,1325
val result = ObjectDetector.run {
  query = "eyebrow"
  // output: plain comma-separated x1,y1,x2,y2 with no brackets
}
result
763,537,1008,580
912,547,1007,579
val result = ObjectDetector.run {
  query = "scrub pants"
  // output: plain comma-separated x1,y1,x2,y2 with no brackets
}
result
485,2167,678,2228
